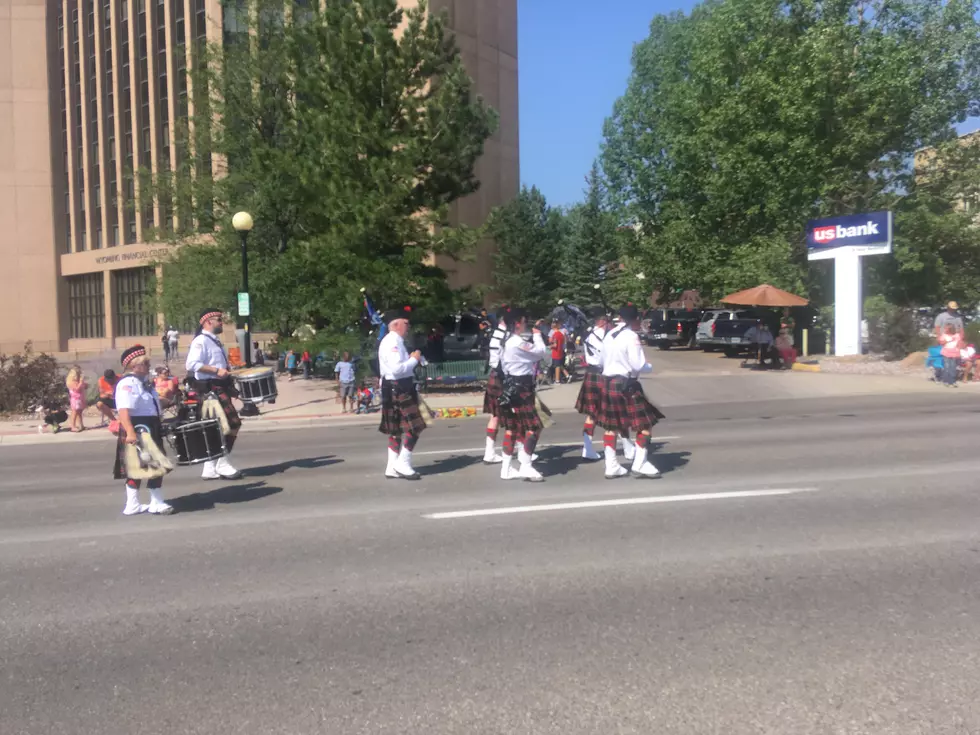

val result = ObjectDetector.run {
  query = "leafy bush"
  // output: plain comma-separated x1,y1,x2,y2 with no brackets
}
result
865,303,932,360
965,320,980,348
0,343,66,415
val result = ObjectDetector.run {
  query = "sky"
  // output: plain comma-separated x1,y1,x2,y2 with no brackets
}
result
516,0,979,210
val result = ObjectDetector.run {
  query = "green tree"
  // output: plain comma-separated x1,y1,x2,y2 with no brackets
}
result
488,185,567,314
559,162,622,305
145,0,496,337
602,0,980,303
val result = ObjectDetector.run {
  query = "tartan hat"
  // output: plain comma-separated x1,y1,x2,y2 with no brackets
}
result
198,307,222,325
383,305,413,324
619,303,640,322
120,345,148,369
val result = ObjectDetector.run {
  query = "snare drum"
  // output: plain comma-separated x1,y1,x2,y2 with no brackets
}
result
233,366,278,405
168,419,227,465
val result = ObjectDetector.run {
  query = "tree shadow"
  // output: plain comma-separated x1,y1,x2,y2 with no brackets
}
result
417,454,483,476
169,481,283,513
245,455,343,478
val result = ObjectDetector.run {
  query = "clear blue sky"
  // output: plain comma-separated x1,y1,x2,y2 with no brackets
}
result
517,0,978,210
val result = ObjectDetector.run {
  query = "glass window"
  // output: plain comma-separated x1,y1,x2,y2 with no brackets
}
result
68,273,106,339
115,267,155,336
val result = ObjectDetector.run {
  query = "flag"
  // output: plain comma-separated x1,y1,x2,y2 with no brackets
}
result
362,291,386,341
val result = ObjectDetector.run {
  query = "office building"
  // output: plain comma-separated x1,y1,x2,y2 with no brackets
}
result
0,0,518,353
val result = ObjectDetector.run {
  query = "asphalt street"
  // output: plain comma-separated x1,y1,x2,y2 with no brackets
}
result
3,391,980,734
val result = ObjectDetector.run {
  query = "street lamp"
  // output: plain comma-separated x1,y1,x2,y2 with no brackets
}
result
232,211,258,417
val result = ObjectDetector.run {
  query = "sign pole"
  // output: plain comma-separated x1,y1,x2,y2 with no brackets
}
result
833,250,862,356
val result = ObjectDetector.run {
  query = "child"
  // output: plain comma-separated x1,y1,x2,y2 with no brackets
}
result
939,324,963,387
356,383,374,414
65,365,88,432
37,401,68,434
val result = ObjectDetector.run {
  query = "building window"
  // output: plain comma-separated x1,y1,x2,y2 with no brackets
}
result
115,267,156,336
68,273,106,339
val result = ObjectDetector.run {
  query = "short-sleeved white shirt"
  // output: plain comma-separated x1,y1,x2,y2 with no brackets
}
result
114,374,161,417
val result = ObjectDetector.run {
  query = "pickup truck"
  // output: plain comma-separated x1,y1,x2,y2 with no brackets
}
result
642,309,702,350
711,313,781,357
698,309,759,351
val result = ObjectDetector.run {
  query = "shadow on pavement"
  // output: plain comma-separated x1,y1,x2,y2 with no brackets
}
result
169,481,283,513
417,454,483,476
540,442,690,478
245,455,343,478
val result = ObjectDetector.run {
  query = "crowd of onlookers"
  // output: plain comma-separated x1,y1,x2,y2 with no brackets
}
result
932,301,977,387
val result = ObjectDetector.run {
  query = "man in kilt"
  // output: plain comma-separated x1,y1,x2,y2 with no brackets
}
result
113,345,174,515
481,310,509,464
379,306,426,480
597,304,665,479
186,308,243,480
498,308,548,482
575,307,611,461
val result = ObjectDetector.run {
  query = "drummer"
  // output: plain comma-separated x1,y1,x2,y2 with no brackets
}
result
113,345,174,516
185,307,244,480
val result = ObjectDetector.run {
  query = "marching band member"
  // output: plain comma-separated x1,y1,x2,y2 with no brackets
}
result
597,304,665,479
379,306,426,480
113,345,174,516
481,310,509,464
499,308,548,482
575,307,610,461
185,308,243,480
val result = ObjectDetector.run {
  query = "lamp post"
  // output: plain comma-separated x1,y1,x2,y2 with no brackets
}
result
232,211,258,417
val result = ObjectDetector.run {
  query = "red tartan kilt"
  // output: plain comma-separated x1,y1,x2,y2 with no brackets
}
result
500,386,543,436
596,376,665,434
213,386,242,432
483,368,503,416
378,385,427,436
574,370,603,417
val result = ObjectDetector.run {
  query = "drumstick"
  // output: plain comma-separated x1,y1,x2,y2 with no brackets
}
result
418,393,436,426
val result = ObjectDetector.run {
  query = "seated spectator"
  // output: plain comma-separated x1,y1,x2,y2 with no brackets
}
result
96,369,118,424
356,383,374,414
775,333,797,368
961,343,977,382
154,365,180,405
744,320,780,368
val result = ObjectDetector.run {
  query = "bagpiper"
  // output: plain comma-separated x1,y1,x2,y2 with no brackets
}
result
185,308,244,480
481,309,509,464
498,307,548,482
379,306,426,480
575,306,611,461
596,304,665,479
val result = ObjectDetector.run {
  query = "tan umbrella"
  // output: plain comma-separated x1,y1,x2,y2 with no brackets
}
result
720,284,809,307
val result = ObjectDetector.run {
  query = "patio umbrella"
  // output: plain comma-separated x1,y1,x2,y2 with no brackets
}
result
549,302,589,326
720,284,809,307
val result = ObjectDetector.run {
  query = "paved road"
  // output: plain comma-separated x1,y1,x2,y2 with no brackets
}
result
3,392,980,734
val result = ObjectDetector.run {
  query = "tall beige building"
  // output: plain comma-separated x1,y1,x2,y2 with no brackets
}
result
0,0,518,353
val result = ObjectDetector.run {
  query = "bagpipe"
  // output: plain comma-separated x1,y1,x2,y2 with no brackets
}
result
124,424,176,480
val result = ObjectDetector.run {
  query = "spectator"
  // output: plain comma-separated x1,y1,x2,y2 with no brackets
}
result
252,341,265,366
65,365,88,433
961,343,978,382
285,349,298,381
335,351,357,413
161,332,170,361
549,319,567,384
96,369,119,425
301,349,312,380
154,365,180,405
744,320,779,368
934,301,965,341
167,326,180,358
939,324,963,387
779,308,796,346
775,332,797,367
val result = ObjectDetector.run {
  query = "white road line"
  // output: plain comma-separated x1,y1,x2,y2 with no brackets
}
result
414,437,681,457
423,488,818,520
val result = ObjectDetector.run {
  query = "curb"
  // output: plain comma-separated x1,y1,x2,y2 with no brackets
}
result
0,404,486,447
791,362,822,373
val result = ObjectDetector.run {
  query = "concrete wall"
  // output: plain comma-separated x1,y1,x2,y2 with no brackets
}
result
0,0,64,354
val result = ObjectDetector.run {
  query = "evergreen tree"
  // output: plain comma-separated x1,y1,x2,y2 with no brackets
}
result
487,186,566,314
559,163,621,305
145,0,497,338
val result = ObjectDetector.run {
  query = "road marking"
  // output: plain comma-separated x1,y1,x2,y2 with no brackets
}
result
414,437,681,457
423,488,817,520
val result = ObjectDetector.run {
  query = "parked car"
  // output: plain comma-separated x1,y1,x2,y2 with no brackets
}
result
431,313,484,361
642,308,702,349
697,309,761,351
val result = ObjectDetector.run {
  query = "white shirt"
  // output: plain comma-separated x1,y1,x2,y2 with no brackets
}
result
601,326,652,378
185,331,229,380
167,329,179,343
962,346,976,360
114,374,161,417
501,332,547,376
378,331,418,381
488,322,507,368
583,326,606,367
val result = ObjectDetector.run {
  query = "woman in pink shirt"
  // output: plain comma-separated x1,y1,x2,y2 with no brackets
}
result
939,324,963,387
